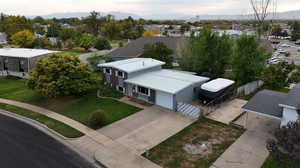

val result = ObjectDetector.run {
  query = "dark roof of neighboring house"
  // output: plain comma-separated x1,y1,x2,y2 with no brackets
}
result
106,36,186,59
281,83,300,109
242,90,287,118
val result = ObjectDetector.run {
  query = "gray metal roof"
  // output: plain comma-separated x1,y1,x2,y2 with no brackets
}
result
242,90,287,118
106,36,186,59
281,83,300,109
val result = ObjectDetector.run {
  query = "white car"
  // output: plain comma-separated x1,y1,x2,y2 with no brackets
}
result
277,49,287,54
268,58,285,64
280,43,290,48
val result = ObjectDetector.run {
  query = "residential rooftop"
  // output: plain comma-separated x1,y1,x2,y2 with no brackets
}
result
125,69,209,94
242,90,287,119
106,36,186,59
280,83,300,109
98,58,165,73
0,48,59,58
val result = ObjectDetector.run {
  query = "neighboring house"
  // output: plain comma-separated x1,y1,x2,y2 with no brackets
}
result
98,58,209,111
242,85,300,127
106,36,186,62
0,32,8,45
0,48,58,78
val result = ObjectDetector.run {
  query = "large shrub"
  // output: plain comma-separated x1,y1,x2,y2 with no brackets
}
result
88,110,107,128
11,30,35,48
28,53,99,98
267,120,300,166
95,38,112,50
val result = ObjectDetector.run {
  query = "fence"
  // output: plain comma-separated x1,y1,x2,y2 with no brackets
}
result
236,80,264,96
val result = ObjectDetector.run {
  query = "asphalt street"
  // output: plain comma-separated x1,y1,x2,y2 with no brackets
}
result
0,113,96,168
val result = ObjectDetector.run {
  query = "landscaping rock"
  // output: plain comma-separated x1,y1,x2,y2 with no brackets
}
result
183,143,211,155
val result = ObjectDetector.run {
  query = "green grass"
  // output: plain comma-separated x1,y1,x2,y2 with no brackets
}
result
0,103,84,138
98,85,124,99
61,49,89,56
261,155,300,168
143,119,245,168
0,77,142,130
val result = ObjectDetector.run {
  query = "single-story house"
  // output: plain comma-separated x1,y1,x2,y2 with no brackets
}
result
98,58,209,111
242,84,300,127
0,48,59,78
106,36,186,62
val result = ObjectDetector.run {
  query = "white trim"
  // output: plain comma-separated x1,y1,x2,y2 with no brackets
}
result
279,104,297,110
242,108,282,120
137,86,151,96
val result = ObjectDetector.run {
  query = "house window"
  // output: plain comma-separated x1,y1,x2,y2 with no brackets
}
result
118,86,125,93
138,86,149,96
117,71,124,78
104,68,111,74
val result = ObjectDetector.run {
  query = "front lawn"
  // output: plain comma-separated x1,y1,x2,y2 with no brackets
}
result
143,119,244,168
0,77,141,130
0,103,84,138
61,49,89,56
261,155,300,168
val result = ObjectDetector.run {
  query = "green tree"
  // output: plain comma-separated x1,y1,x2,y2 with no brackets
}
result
102,20,121,40
142,42,173,68
95,38,112,50
180,24,191,34
58,28,79,48
35,25,46,35
32,37,52,48
77,33,96,50
261,62,295,89
46,24,62,37
232,35,270,85
32,16,46,25
83,11,102,36
181,28,232,78
11,30,36,48
28,53,98,98
0,15,34,38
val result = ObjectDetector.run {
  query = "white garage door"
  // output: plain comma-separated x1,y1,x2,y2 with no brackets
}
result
156,91,174,110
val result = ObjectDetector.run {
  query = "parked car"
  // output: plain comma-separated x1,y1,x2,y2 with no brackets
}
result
277,48,287,54
295,40,300,45
280,43,290,48
268,57,285,65
297,48,300,52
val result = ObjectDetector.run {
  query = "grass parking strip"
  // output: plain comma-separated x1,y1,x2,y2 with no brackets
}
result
0,103,84,138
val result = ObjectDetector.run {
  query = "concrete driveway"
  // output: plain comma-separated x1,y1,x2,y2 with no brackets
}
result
97,106,195,154
206,99,247,124
211,113,280,168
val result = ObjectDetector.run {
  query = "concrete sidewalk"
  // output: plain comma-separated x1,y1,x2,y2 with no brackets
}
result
211,113,280,168
0,98,163,168
206,99,247,124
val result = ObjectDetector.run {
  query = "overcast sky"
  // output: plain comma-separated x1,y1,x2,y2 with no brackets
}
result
0,0,299,16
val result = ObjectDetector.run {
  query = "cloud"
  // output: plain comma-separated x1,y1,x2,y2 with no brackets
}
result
0,0,299,16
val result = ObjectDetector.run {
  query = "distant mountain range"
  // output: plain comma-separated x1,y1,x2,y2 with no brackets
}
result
29,11,141,20
30,10,300,20
188,10,300,21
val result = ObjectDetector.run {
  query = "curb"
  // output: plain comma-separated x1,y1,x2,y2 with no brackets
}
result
0,109,103,168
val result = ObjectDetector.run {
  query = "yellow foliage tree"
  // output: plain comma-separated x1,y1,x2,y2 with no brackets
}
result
11,30,35,48
143,29,160,37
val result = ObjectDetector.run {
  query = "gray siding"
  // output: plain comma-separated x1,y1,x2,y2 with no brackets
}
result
175,85,195,104
0,54,48,73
